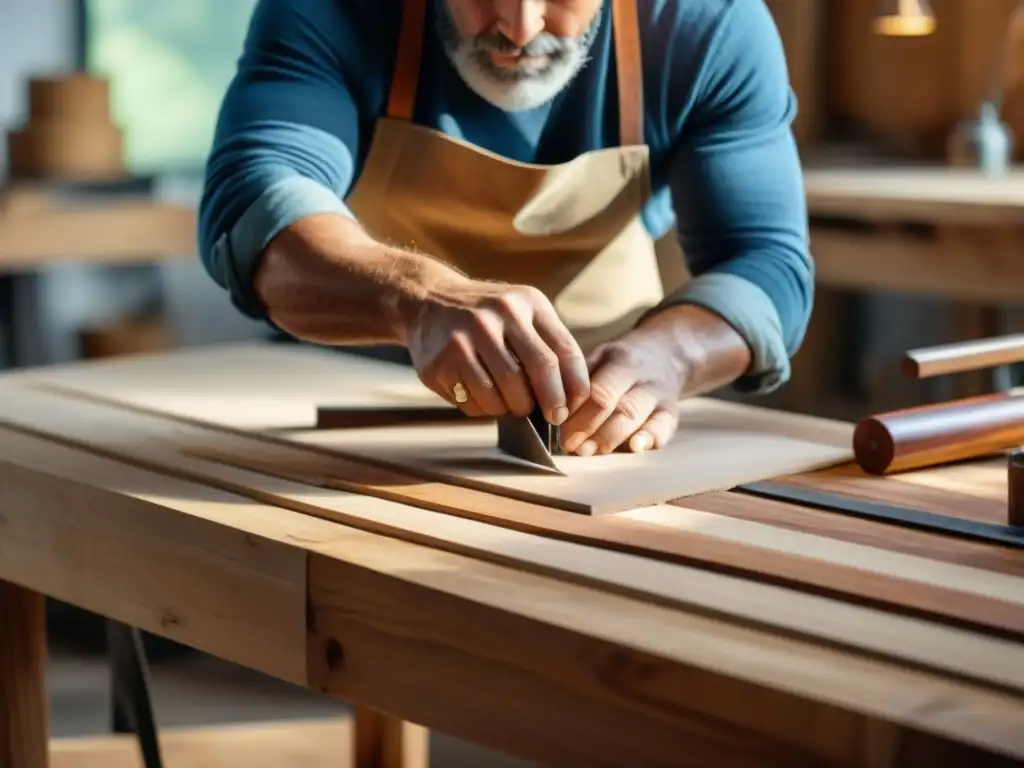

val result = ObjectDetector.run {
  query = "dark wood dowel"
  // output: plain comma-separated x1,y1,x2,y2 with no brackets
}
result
854,392,1024,475
316,406,479,430
1010,450,1024,528
902,333,1024,379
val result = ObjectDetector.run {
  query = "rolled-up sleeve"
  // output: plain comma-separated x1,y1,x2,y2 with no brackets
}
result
660,0,813,394
198,0,366,319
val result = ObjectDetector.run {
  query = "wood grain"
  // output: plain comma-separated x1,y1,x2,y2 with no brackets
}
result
0,579,48,768
1009,450,1024,529
281,398,853,515
6,407,1024,764
854,393,1024,475
353,709,427,768
10,342,854,514
4,384,1024,677
306,541,1024,767
783,461,1009,524
0,434,311,687
683,491,1024,577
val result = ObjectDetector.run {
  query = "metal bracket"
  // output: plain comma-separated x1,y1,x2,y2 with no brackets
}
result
108,620,164,768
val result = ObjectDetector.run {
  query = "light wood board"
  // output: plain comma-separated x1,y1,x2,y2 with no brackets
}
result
15,341,854,515
6,423,1024,764
282,401,853,514
3,383,1024,663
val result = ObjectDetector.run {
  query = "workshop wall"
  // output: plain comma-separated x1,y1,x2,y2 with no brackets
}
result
776,0,1024,159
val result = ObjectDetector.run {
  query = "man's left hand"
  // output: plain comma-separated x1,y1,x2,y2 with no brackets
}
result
560,324,688,456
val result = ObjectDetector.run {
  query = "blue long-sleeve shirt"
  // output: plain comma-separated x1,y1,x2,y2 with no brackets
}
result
198,0,813,393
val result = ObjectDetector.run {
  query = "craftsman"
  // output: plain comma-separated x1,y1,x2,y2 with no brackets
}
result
198,0,813,457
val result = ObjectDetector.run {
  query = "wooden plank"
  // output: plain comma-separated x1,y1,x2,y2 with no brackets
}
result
13,341,437,430
280,397,853,515
2,386,1023,689
189,445,1024,644
12,378,1017,636
683,491,1024,577
0,202,196,266
783,461,1008,524
811,227,1024,302
1,403,1023,763
50,718,353,768
0,433,311,686
804,168,1024,225
0,580,47,768
10,343,854,514
306,537,1024,767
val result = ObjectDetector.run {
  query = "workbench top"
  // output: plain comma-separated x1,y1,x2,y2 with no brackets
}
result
0,340,1022,767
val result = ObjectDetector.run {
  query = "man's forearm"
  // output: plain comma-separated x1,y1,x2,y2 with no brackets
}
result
253,212,466,346
636,303,753,397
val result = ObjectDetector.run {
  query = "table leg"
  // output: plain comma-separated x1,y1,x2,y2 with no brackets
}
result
0,578,49,768
353,707,428,768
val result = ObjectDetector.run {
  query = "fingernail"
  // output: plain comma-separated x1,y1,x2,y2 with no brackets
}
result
552,406,568,425
631,432,652,452
576,440,597,457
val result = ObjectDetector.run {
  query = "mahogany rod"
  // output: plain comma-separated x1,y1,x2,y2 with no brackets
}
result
854,392,1024,475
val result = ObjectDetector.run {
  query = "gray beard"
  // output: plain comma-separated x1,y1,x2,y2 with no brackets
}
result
434,2,603,111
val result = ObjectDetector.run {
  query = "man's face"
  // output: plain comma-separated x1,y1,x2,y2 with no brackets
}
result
437,0,604,111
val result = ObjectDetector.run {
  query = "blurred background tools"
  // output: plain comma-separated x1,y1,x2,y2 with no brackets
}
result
854,333,1024,529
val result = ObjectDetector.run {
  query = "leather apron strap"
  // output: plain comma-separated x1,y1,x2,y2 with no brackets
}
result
385,0,644,146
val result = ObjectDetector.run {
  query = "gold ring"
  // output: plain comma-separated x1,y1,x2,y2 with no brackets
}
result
452,382,469,404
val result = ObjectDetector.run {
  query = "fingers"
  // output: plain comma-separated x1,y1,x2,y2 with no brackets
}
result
586,385,659,455
504,320,568,424
413,285,591,425
425,373,483,417
630,407,679,452
532,298,591,415
470,314,535,417
421,332,496,418
561,358,638,454
457,356,506,417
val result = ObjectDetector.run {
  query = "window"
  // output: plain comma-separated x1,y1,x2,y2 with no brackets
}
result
82,0,259,174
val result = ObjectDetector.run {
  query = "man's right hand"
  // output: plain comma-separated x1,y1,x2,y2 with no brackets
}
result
403,280,591,426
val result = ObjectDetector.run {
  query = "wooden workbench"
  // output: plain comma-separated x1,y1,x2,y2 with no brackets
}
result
0,341,1022,767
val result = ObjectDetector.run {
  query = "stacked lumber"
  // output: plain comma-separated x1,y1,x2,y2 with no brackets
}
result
5,73,125,181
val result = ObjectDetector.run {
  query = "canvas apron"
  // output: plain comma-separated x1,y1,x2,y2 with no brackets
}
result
345,0,687,352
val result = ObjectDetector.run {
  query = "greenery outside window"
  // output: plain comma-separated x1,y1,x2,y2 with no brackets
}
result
81,0,259,175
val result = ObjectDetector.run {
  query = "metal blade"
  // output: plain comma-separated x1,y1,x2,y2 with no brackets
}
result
497,409,565,475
